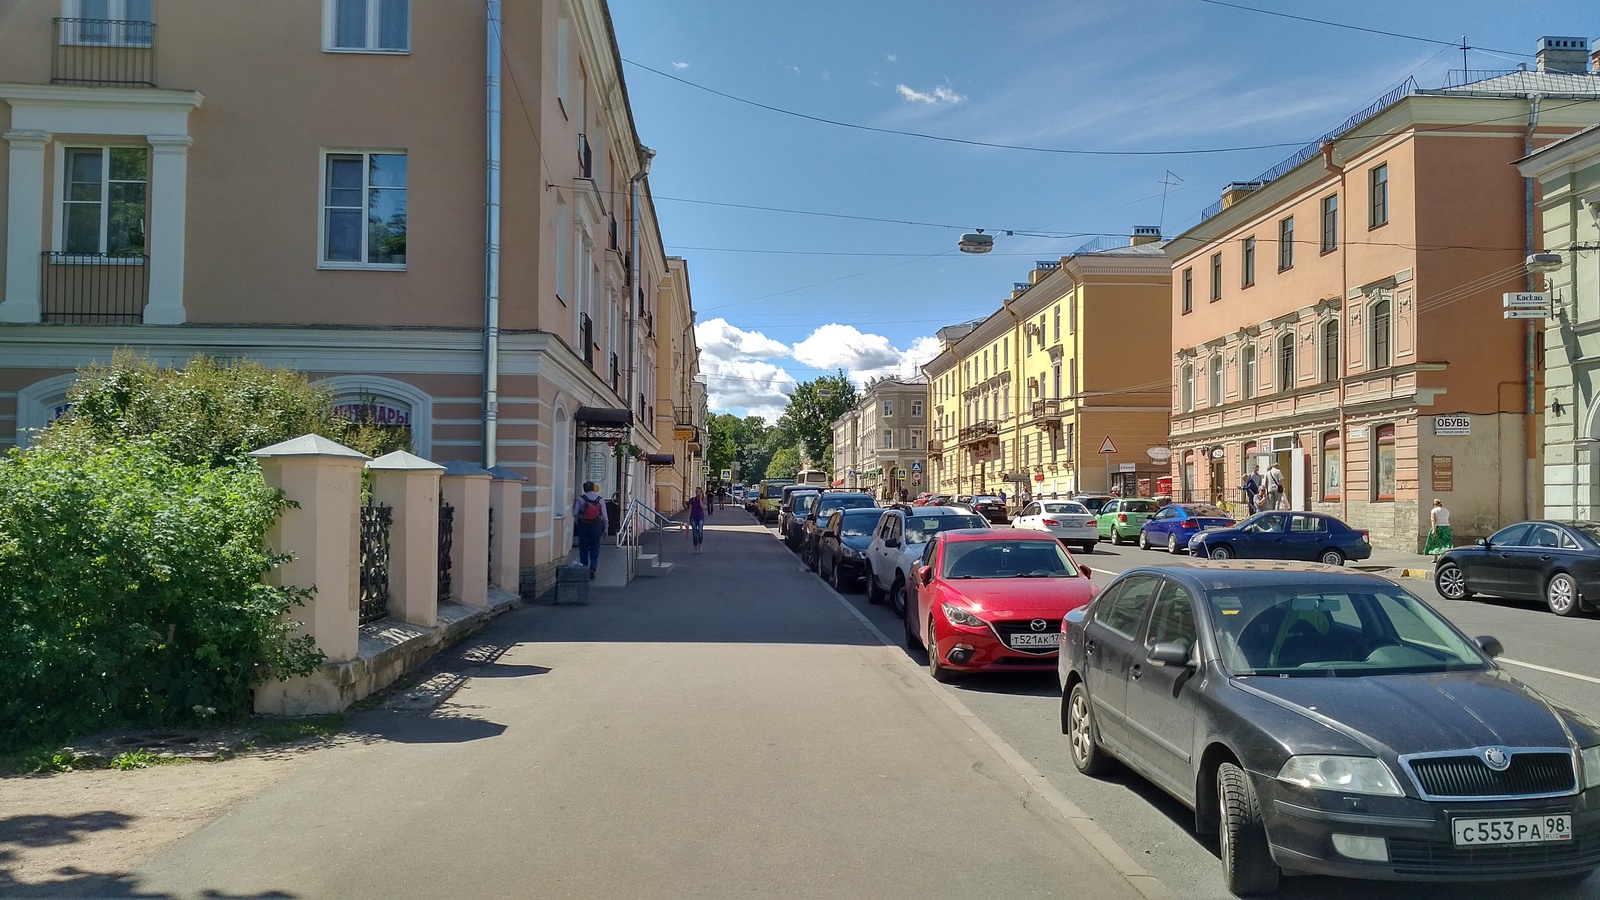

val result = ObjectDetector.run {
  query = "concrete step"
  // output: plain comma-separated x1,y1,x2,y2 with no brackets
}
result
638,559,674,577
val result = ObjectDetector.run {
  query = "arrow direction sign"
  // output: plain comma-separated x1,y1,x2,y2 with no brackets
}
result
1503,308,1550,320
1503,292,1550,308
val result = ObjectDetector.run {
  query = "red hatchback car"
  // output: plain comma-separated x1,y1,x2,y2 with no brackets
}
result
904,529,1099,681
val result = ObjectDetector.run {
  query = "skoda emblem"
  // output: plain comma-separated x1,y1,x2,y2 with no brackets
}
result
1481,747,1512,771
1030,619,1048,632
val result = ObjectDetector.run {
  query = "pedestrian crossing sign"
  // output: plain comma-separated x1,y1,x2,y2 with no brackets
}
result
911,462,922,473
700,464,710,475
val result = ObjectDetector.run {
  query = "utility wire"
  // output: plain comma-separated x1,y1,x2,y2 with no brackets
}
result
1192,0,1531,58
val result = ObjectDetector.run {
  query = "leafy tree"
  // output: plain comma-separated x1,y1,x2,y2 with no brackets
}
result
767,446,802,480
778,371,858,469
706,413,741,482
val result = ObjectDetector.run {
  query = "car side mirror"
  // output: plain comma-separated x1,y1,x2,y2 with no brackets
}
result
1079,565,1092,579
1148,641,1193,667
917,565,933,585
1475,635,1504,659
1476,538,1489,547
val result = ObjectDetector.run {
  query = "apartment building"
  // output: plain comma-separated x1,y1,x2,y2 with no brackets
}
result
831,376,926,499
0,0,698,593
924,232,1172,501
1519,121,1600,520
1165,37,1600,550
655,256,705,514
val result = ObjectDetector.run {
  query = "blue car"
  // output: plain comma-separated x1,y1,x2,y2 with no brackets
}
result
1137,503,1234,554
1187,510,1372,566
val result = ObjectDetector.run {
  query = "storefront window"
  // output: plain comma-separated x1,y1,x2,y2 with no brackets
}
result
1321,430,1340,501
1182,451,1197,502
1374,425,1396,501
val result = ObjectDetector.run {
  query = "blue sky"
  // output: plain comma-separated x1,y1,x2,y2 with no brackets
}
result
608,0,1593,421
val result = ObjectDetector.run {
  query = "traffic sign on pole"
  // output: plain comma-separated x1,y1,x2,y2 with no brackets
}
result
911,461,923,473
1098,436,1117,454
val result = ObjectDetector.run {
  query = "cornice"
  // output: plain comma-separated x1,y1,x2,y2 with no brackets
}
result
0,82,203,110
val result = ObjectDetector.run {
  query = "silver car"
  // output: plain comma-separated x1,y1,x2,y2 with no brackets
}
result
863,506,990,618
1012,500,1098,553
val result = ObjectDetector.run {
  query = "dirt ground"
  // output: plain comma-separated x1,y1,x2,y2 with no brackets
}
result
0,748,315,893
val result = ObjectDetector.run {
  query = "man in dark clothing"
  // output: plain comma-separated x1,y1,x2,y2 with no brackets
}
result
572,480,609,578
1241,469,1260,515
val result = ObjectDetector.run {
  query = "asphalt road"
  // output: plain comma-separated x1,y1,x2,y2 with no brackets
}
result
774,510,1600,900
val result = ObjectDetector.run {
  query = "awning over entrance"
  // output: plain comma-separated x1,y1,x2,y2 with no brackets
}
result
575,406,632,443
643,453,675,466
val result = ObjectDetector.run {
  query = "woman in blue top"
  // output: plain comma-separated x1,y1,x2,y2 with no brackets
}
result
688,488,707,553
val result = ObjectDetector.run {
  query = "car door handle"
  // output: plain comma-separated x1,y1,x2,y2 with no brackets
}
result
1129,664,1143,681
1541,555,1552,561
1084,639,1097,655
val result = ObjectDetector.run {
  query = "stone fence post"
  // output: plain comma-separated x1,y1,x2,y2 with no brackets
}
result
486,465,528,595
440,460,492,608
367,451,445,627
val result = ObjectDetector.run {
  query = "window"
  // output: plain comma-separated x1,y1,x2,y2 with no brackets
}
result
1321,319,1339,383
1053,305,1061,341
1093,575,1160,639
910,429,922,450
1277,332,1295,390
1241,237,1256,287
1180,362,1194,413
1210,252,1223,301
1001,383,1010,418
1241,344,1257,400
1209,352,1223,407
1370,298,1391,368
1278,217,1294,270
883,400,893,417
556,16,570,110
1374,424,1395,500
61,0,152,46
322,152,406,267
326,0,409,52
1320,194,1338,252
1066,423,1074,461
1321,431,1340,501
1181,267,1193,314
882,431,894,449
555,197,569,300
911,400,923,417
1145,584,1197,650
1052,365,1061,398
61,146,147,257
1369,163,1388,228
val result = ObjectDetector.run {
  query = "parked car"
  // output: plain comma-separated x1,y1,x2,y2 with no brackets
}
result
1435,520,1600,617
801,492,878,566
904,529,1097,681
864,506,990,617
778,490,820,548
816,507,885,591
1059,560,1600,893
1074,494,1116,515
1139,503,1234,554
756,478,796,523
968,495,1009,524
1012,500,1098,553
1097,498,1161,545
1186,511,1371,566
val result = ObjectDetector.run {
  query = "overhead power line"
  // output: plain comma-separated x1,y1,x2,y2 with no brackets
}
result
1192,0,1531,58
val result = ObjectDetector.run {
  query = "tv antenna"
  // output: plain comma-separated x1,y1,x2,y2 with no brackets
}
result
1158,171,1184,232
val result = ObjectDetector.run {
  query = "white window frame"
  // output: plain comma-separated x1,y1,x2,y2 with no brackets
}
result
1180,363,1194,413
911,400,923,418
60,0,152,46
910,429,922,450
883,400,893,417
318,150,408,271
323,0,411,54
556,16,571,113
882,431,894,450
1369,297,1393,369
555,195,569,302
56,143,148,259
1241,343,1257,399
1208,352,1223,407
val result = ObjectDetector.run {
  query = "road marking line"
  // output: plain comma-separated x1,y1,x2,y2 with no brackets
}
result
817,574,1176,900
1498,658,1600,686
1089,567,1119,578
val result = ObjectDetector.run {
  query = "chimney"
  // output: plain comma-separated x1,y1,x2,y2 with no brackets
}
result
1536,36,1589,74
1130,225,1162,246
1592,46,1600,74
1220,181,1264,210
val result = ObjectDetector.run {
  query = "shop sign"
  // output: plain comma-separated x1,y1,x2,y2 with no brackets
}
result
333,400,411,427
1433,415,1470,437
1117,463,1137,472
1146,446,1171,461
674,427,695,441
1431,456,1453,492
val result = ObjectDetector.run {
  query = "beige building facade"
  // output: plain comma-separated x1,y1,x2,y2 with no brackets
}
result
0,0,698,594
831,376,927,499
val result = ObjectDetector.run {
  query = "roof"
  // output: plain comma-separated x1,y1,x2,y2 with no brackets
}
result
1420,69,1600,99
941,527,1060,543
909,506,989,517
1131,560,1396,586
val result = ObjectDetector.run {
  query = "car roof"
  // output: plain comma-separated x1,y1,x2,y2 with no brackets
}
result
907,506,987,517
1121,560,1396,589
940,527,1058,543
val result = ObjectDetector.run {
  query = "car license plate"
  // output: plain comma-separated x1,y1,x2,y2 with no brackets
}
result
1452,815,1572,847
1009,632,1060,648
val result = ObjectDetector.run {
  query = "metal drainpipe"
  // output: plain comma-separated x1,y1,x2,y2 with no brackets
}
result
625,150,653,527
1524,95,1543,520
1003,299,1022,506
482,0,503,469
1321,142,1349,524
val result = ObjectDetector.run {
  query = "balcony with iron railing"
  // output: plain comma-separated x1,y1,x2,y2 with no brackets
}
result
40,252,148,324
52,18,156,88
1030,398,1064,424
957,422,998,446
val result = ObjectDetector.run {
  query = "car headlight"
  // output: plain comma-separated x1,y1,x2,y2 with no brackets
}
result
1582,746,1600,790
941,603,987,628
1277,755,1403,796
842,545,863,559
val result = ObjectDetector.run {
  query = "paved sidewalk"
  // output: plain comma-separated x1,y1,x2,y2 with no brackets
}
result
129,508,1152,899
1352,548,1439,580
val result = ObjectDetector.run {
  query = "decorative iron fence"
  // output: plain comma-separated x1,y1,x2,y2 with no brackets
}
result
40,252,148,323
358,504,393,625
437,499,455,603
52,18,156,87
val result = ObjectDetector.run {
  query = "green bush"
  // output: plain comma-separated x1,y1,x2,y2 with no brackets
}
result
0,441,323,753
35,351,411,466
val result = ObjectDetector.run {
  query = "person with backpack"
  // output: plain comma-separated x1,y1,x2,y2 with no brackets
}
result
572,480,608,579
688,488,707,553
1241,468,1260,515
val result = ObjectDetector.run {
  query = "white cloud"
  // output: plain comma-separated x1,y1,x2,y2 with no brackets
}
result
788,65,802,76
886,54,897,62
792,325,941,384
701,359,796,422
672,61,690,70
821,68,831,81
695,317,789,362
895,82,965,106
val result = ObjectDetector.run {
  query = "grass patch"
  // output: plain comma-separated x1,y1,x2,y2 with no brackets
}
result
253,714,344,746
108,749,189,770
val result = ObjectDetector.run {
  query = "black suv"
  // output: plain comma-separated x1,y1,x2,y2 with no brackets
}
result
968,495,1009,524
799,493,878,564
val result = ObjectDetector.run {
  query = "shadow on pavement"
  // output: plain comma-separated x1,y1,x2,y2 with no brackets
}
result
342,710,507,745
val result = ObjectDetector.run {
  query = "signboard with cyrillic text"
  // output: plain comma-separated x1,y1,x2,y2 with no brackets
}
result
1433,416,1470,436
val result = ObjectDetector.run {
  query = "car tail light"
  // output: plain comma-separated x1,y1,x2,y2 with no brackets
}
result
1042,518,1060,526
1117,513,1127,523
1359,530,1370,539
1180,520,1199,529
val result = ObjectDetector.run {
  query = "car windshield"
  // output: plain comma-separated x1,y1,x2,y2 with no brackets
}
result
941,540,1079,579
1206,583,1490,676
1043,502,1089,515
794,494,819,514
819,494,875,512
1120,500,1158,513
765,484,791,498
839,510,881,537
1179,504,1229,517
905,514,988,543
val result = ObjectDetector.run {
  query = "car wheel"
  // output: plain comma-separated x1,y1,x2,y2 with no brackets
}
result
1109,529,1123,546
1218,761,1280,896
1066,683,1113,776
1080,543,1095,555
928,615,954,683
1548,572,1580,617
891,578,908,619
1435,562,1472,600
1167,533,1183,555
1138,530,1152,551
828,557,842,591
903,601,921,649
1209,544,1233,560
1318,548,1344,566
866,567,885,604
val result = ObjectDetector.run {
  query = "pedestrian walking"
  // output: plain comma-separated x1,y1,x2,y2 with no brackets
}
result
688,488,707,553
1241,468,1261,515
1263,462,1284,511
1425,498,1453,556
572,480,609,579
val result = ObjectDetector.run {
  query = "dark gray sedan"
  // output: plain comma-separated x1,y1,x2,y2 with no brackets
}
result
1059,561,1600,894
